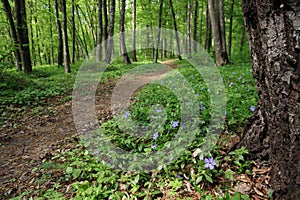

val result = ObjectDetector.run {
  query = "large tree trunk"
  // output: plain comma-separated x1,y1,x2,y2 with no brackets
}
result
207,0,228,66
204,4,211,53
1,0,22,70
154,0,163,63
120,0,131,64
61,0,71,73
15,0,32,73
54,0,63,67
237,1,300,199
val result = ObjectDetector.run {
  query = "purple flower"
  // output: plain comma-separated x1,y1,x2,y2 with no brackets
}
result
151,144,157,149
250,106,255,112
172,121,179,128
204,157,216,170
153,132,159,140
176,174,183,179
199,101,204,111
156,107,163,113
93,149,99,155
124,111,130,119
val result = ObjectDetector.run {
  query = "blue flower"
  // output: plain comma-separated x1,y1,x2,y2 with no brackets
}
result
172,121,179,128
199,101,204,111
124,111,130,119
153,132,159,140
250,106,255,112
204,157,216,170
156,107,163,113
93,149,99,155
176,174,183,179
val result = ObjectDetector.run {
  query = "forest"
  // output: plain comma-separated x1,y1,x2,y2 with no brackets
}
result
0,0,299,199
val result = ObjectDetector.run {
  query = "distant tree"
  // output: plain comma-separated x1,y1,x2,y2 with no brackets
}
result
14,0,32,73
237,1,300,199
54,0,63,67
204,4,212,52
120,0,131,64
96,0,103,62
1,0,22,70
61,0,71,73
154,0,163,63
71,0,76,63
208,0,229,65
131,0,137,62
169,0,182,60
227,0,234,61
187,0,191,54
193,0,199,53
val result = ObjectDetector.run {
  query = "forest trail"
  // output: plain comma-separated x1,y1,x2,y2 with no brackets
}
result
0,60,178,198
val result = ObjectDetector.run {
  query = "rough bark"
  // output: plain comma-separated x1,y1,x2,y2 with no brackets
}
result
1,0,22,70
193,0,199,53
204,4,211,52
71,0,76,63
131,0,137,62
169,0,182,60
103,0,108,53
15,0,32,73
96,0,103,62
61,0,71,73
237,1,300,199
208,0,228,66
54,0,63,67
120,0,131,64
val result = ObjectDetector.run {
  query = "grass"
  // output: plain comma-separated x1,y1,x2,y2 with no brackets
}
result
3,59,258,199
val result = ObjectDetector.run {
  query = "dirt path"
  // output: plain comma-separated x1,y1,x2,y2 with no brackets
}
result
0,60,178,198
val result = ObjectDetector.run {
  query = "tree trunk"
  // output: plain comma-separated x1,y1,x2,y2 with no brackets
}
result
208,0,228,66
120,0,131,64
187,0,191,54
154,0,163,63
61,0,71,73
15,0,32,73
193,0,199,53
237,1,300,199
204,4,211,52
71,0,76,63
54,0,63,67
105,0,115,63
169,0,182,60
131,0,137,62
96,0,103,62
103,0,108,54
227,0,234,61
239,22,246,53
1,0,22,70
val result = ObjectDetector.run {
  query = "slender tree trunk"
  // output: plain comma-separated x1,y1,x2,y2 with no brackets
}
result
54,0,63,67
204,4,211,52
239,22,246,53
237,1,300,199
48,0,54,65
15,0,32,73
218,0,228,62
28,2,35,66
131,0,137,62
96,0,103,62
76,5,89,58
103,0,108,53
208,0,228,66
120,0,131,64
71,0,76,63
1,0,22,70
193,0,199,53
169,0,182,60
187,0,191,54
154,0,163,63
105,0,116,63
227,0,234,61
61,0,71,73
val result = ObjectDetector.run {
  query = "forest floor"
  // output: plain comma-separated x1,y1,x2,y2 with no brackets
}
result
0,60,178,198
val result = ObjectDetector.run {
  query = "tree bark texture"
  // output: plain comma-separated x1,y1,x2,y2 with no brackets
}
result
238,1,300,199
96,0,103,62
14,0,32,73
154,0,163,63
131,0,137,62
208,0,228,66
169,0,181,60
105,0,115,63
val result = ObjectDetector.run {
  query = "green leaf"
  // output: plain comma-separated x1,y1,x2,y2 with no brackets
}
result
204,173,213,183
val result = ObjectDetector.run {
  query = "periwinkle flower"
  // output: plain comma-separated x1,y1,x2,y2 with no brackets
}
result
250,106,255,112
124,111,130,119
153,132,159,140
204,157,216,170
151,144,157,149
156,107,163,113
93,149,99,155
172,121,179,128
